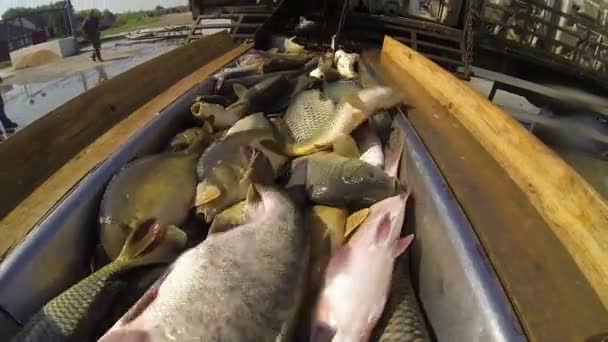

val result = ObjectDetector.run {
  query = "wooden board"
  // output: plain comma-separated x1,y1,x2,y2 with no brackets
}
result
0,38,251,260
378,37,608,340
0,31,238,221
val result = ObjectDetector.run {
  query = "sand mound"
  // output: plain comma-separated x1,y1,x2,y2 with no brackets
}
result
14,49,61,70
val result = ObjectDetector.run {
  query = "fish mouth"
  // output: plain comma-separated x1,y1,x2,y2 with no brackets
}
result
195,206,218,223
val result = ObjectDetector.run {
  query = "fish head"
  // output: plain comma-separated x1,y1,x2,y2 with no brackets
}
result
195,165,248,223
335,50,360,80
352,192,413,253
341,162,401,204
191,101,224,121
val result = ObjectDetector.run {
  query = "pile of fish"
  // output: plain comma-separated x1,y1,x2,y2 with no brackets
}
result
12,44,430,342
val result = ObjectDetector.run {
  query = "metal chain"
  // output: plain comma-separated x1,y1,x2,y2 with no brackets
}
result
463,0,479,78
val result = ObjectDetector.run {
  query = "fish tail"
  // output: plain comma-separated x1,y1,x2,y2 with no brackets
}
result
116,220,186,269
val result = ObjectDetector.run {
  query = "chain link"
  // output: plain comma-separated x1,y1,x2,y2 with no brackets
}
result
463,0,479,78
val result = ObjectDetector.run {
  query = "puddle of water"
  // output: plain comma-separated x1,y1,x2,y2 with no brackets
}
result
0,40,179,139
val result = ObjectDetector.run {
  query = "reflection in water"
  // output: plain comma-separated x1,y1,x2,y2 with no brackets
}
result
96,64,108,85
0,42,176,140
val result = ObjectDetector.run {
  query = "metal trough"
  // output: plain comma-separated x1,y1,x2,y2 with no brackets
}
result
0,59,524,341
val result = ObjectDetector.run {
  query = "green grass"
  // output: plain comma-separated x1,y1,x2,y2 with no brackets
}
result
101,16,160,37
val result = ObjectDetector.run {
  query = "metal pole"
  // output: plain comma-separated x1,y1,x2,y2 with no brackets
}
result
66,0,76,38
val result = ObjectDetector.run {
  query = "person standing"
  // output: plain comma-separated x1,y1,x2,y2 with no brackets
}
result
83,10,103,62
0,77,17,131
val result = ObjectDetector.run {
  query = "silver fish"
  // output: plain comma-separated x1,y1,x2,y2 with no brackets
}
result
354,123,384,168
99,184,310,342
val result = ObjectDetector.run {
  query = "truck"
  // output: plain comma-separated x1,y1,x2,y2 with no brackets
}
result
0,2,606,341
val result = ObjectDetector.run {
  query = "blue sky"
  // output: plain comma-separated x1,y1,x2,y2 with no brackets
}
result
1,0,189,15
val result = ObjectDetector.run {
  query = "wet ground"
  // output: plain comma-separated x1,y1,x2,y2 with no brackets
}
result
0,39,180,138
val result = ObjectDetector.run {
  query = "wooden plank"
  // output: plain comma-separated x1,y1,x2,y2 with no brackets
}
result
0,31,237,221
0,41,251,260
381,35,608,309
381,36,608,341
379,56,608,340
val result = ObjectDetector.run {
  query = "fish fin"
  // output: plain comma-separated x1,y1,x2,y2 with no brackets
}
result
326,245,351,278
117,221,186,267
384,121,406,178
313,143,333,152
332,134,360,158
201,120,214,134
239,145,258,184
375,213,392,243
245,183,263,215
259,139,287,156
196,183,221,205
99,329,150,342
233,83,248,99
345,208,369,239
392,234,415,258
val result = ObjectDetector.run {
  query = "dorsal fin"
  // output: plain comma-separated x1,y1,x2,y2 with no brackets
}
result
233,83,248,99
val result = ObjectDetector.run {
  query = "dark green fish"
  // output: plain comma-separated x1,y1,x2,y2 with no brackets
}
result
12,222,184,342
372,256,431,342
287,153,403,207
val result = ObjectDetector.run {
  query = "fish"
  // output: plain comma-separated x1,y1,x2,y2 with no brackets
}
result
354,123,384,168
13,221,185,342
227,75,293,118
335,50,360,80
193,94,231,107
287,153,403,208
311,193,415,342
95,265,167,340
208,200,247,234
225,112,273,136
307,206,347,293
212,65,260,93
219,70,304,102
323,81,361,104
295,205,347,342
98,183,310,342
99,153,197,260
310,54,340,82
167,125,213,152
284,89,336,142
269,35,306,53
384,119,406,178
371,111,394,145
358,55,382,89
191,101,240,130
233,51,313,75
237,51,269,68
371,257,431,342
195,129,281,222
263,86,403,156
295,16,322,36
290,74,324,98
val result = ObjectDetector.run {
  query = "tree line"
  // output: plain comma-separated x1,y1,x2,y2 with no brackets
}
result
2,3,189,36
